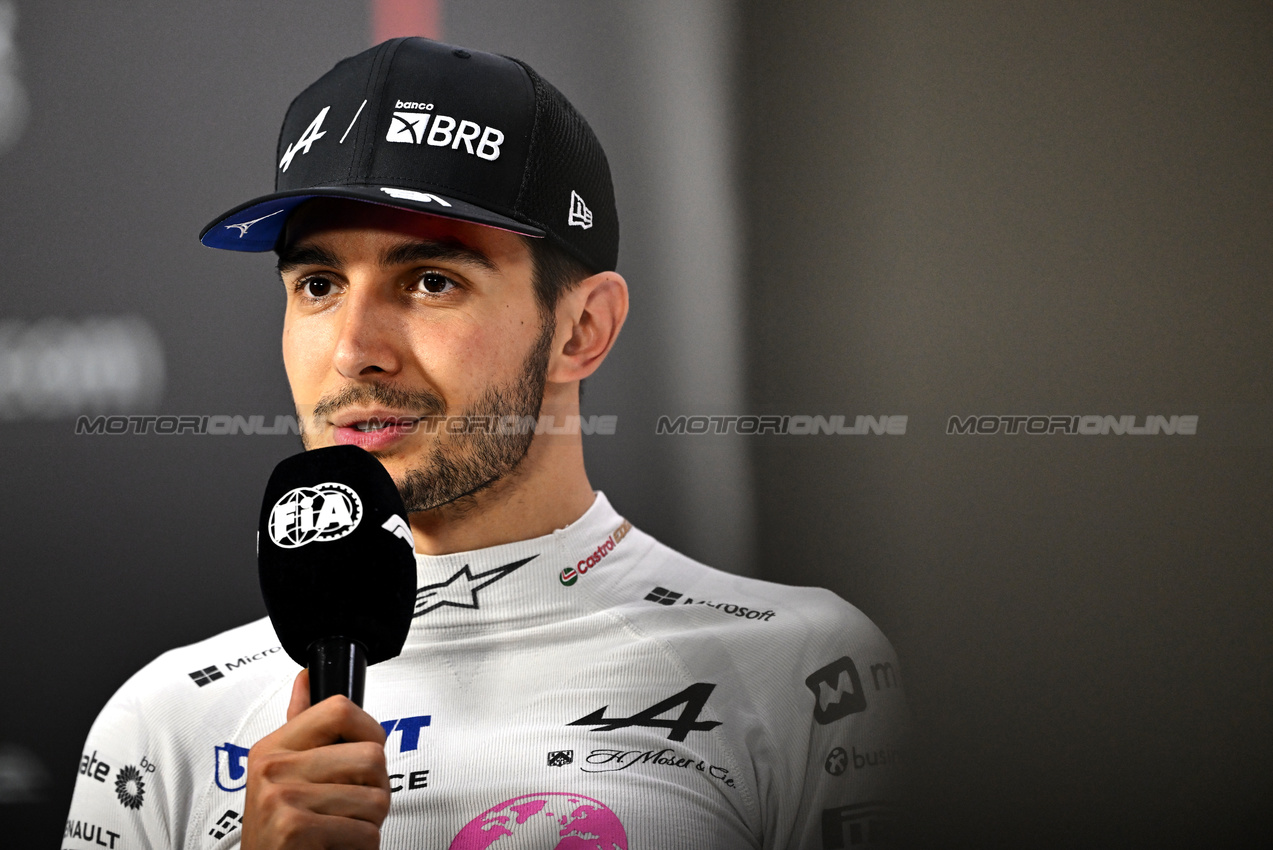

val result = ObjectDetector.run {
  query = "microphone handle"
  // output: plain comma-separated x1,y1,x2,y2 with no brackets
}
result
308,637,367,707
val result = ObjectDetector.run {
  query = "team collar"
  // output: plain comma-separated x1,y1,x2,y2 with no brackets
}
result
404,492,634,636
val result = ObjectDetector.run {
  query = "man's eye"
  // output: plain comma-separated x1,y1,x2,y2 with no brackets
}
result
299,276,333,298
416,272,457,294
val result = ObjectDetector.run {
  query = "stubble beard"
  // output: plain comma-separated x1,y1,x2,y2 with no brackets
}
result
300,316,555,515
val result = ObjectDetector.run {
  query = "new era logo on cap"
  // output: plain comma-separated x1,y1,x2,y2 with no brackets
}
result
568,190,593,229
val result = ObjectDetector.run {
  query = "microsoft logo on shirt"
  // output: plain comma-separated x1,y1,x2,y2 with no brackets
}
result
188,666,224,687
645,587,683,605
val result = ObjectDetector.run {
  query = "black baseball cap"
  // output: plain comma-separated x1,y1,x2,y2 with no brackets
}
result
200,37,618,272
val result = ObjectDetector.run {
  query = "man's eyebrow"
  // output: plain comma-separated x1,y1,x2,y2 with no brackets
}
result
276,245,340,275
381,240,500,274
275,239,501,277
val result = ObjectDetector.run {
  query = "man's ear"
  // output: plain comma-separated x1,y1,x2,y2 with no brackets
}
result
548,271,629,383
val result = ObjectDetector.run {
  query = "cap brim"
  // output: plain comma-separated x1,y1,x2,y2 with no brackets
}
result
200,185,545,252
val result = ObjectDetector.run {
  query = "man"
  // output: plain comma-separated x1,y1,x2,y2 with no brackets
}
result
65,37,906,849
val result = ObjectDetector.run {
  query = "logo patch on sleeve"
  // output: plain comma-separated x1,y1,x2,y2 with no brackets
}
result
805,656,868,724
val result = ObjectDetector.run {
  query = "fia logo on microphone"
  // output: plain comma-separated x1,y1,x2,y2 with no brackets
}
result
268,482,362,548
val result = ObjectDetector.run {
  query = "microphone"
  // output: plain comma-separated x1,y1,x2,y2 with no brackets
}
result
258,445,417,707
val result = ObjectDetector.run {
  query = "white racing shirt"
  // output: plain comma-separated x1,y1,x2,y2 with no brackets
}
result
64,493,907,849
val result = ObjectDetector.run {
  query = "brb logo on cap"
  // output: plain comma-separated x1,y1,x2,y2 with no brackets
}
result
268,483,362,548
385,100,504,161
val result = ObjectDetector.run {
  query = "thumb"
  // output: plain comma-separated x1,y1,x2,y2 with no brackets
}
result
286,668,311,721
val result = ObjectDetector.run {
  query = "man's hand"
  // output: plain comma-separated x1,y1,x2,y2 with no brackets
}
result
241,670,391,849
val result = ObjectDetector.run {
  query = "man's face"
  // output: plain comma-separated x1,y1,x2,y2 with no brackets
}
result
278,199,552,514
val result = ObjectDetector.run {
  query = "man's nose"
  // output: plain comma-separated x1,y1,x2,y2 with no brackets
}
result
331,284,403,380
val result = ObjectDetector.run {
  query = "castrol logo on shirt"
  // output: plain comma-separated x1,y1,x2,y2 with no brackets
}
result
560,520,632,586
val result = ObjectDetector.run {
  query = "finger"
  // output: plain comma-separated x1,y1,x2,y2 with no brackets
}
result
257,741,389,789
273,695,388,752
251,808,383,850
302,812,382,849
286,669,310,722
269,782,392,825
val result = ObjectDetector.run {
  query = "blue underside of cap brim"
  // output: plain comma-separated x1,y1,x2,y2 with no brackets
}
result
201,196,312,251
200,186,545,252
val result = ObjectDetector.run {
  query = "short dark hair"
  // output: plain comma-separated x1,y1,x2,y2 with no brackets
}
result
524,236,594,318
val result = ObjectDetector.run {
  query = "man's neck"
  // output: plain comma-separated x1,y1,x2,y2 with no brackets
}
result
406,393,596,555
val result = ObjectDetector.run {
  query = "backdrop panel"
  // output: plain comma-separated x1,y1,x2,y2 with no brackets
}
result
740,2,1273,846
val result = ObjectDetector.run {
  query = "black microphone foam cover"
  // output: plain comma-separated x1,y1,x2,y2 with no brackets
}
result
258,445,417,668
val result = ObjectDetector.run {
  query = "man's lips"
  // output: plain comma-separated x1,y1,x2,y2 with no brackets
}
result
329,411,426,451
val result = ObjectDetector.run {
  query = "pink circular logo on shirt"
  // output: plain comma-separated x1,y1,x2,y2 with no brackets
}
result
448,792,628,850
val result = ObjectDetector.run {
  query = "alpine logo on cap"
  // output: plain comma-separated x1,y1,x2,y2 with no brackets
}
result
568,190,593,229
280,106,330,172
268,482,362,548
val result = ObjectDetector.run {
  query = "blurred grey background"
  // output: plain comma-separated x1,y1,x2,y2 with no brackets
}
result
1,1,1269,847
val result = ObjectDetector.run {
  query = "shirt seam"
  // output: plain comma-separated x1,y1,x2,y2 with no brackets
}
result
593,542,766,838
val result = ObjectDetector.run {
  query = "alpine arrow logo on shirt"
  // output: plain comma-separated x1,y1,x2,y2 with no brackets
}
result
805,656,868,724
413,556,536,618
568,683,722,742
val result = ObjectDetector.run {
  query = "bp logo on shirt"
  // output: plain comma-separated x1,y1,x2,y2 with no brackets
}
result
114,764,145,810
